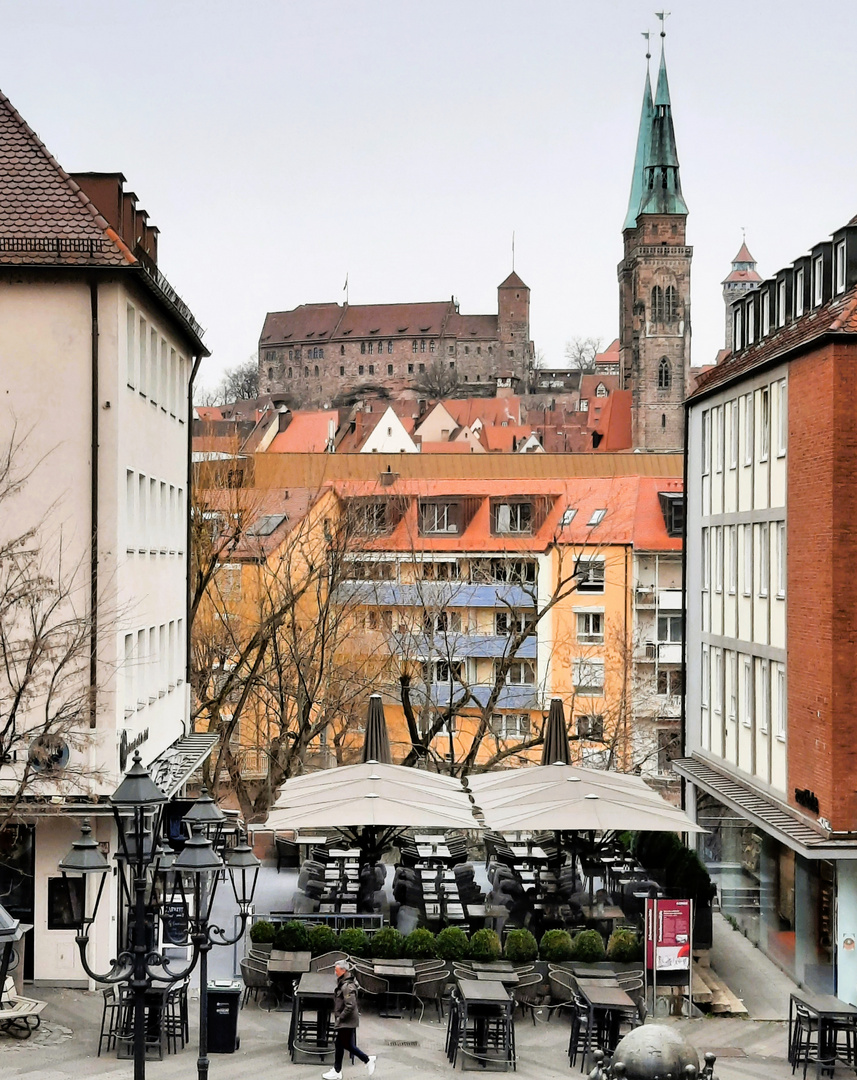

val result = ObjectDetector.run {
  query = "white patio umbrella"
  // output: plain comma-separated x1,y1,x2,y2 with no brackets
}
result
477,793,704,835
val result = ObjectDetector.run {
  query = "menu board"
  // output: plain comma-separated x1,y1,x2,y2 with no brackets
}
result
162,901,189,946
645,898,691,972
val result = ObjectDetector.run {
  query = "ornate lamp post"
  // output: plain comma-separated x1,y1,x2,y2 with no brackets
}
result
58,755,258,1080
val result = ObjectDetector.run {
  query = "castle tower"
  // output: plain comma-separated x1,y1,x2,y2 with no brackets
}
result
618,35,691,452
722,241,761,351
497,271,532,384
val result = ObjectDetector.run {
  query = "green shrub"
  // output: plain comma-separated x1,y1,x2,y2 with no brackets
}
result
569,929,606,964
371,927,405,960
338,928,369,958
249,920,275,944
606,928,642,963
539,929,573,963
273,920,311,952
467,929,502,962
403,928,437,960
504,928,538,964
308,924,339,957
435,926,469,962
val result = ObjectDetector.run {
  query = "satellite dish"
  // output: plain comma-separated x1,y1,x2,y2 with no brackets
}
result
28,734,70,772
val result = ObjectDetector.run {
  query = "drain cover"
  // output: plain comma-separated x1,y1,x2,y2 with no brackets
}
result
385,1039,420,1047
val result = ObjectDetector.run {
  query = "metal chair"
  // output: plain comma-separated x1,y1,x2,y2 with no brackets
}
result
97,987,123,1056
310,950,346,973
409,972,449,1022
239,957,271,1008
512,971,543,1024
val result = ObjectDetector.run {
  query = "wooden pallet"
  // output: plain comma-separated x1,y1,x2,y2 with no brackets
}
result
693,962,748,1015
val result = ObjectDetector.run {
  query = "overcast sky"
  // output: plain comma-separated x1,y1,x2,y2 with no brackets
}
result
2,1,855,389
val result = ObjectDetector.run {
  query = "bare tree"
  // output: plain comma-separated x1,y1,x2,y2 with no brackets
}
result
193,355,259,407
564,336,602,373
412,358,461,399
0,430,105,831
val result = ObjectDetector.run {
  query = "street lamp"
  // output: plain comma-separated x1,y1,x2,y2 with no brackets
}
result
58,755,258,1080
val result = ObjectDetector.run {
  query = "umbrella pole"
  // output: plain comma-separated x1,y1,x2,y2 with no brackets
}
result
589,830,595,908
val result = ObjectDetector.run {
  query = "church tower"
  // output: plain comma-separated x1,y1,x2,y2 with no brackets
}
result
618,32,691,452
722,242,761,351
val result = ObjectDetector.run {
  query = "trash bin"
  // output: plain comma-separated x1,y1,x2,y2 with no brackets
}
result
207,980,242,1053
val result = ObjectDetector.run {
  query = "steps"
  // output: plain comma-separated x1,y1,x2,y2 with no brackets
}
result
693,961,748,1016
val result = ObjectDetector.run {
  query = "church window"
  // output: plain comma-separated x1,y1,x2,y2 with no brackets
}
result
658,357,671,390
651,286,665,322
665,285,678,322
361,342,366,354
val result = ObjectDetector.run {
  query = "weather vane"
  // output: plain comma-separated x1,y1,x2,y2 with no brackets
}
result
642,30,651,60
655,10,670,37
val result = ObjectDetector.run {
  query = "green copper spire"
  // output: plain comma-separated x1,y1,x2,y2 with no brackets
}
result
639,43,688,216
623,67,654,231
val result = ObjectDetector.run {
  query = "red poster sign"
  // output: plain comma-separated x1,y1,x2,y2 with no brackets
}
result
645,898,692,971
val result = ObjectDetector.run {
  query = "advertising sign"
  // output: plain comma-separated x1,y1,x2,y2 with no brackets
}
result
645,898,692,972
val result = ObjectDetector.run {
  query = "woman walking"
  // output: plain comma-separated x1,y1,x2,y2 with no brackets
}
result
322,960,376,1079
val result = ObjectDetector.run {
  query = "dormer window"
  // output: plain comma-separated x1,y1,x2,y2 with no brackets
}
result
493,501,533,535
777,279,786,328
746,302,755,345
813,255,824,307
595,383,608,398
836,241,847,294
761,292,770,336
733,307,742,351
658,492,684,538
795,268,805,317
419,500,458,535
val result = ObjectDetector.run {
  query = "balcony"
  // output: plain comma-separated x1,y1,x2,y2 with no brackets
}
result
634,642,682,664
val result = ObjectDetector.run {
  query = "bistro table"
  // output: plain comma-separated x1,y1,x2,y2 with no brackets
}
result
575,981,635,1071
288,973,337,1063
789,990,857,1078
267,952,312,1011
580,904,626,922
475,970,519,986
456,979,515,1072
374,960,416,1019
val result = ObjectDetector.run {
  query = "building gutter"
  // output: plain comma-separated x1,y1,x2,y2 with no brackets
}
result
184,354,203,737
679,392,689,808
89,279,99,729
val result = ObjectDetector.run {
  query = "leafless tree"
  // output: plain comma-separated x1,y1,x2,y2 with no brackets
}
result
194,355,259,407
564,336,603,373
0,429,106,831
412,358,461,399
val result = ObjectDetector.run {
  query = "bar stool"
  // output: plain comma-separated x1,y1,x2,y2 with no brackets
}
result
790,1003,820,1076
97,987,123,1056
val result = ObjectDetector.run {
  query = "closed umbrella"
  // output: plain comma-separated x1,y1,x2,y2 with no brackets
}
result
540,698,571,765
361,694,392,764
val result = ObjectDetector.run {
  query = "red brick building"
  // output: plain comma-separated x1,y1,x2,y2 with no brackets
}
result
680,212,857,999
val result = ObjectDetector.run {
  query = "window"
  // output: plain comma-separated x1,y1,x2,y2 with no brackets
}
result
358,364,364,375
501,660,536,685
493,713,531,740
408,363,414,374
713,406,722,472
349,560,394,581
493,501,533,534
368,364,374,374
420,560,460,580
354,501,388,534
813,254,824,307
714,526,723,593
760,658,770,733
595,382,608,397
577,611,604,643
836,241,847,294
573,658,604,695
777,522,786,597
412,340,418,353
746,302,755,344
560,507,577,526
665,285,678,322
488,559,536,585
759,522,769,597
743,393,753,465
419,501,457,534
47,876,85,930
420,339,426,352
126,305,136,387
657,728,680,773
304,366,309,376
587,508,607,526
777,664,786,739
729,400,739,468
651,285,664,322
340,365,345,376
659,494,684,537
449,361,455,370
761,291,770,335
760,387,770,460
495,610,534,635
777,380,787,456
387,364,393,375
777,279,787,327
657,668,683,696
657,614,683,643
423,659,464,684
713,648,723,718
702,528,710,591
423,611,461,635
742,655,752,727
575,559,605,593
743,524,752,597
430,340,436,353
579,399,589,411
314,365,319,376
701,644,710,708
288,367,292,378
795,268,805,317
728,651,737,725
367,342,373,355
728,524,738,594
138,316,148,395
418,363,425,373
733,306,742,350
702,410,711,474
658,357,671,390
361,342,366,354
388,341,393,353
576,713,604,740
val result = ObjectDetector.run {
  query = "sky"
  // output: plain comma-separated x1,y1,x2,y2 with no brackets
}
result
1,1,855,391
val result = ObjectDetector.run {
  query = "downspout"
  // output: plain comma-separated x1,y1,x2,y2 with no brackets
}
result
680,399,690,810
185,355,202,737
89,280,99,728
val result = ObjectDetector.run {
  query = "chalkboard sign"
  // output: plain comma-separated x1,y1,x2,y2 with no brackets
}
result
162,902,189,946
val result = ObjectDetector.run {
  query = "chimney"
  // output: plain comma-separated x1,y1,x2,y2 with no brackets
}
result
379,466,398,487
69,172,125,236
278,408,292,433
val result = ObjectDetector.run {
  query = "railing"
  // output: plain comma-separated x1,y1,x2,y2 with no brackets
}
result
0,237,115,254
134,244,205,340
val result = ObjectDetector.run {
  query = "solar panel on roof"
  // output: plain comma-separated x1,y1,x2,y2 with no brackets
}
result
246,514,287,537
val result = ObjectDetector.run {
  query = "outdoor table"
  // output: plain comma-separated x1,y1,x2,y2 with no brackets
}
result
576,981,635,1069
580,903,625,922
570,964,617,979
456,979,514,1072
319,903,335,914
789,990,857,1077
329,847,360,861
268,952,312,1011
475,970,519,986
116,986,169,1060
340,903,357,914
424,902,441,920
288,973,337,1063
510,845,548,860
414,833,447,844
374,961,416,1018
471,962,515,972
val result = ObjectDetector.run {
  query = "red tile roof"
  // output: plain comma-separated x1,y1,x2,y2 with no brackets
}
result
691,284,857,399
419,441,479,454
498,271,529,289
267,411,339,453
732,242,756,264
722,268,762,284
443,397,521,428
0,91,132,267
260,301,454,345
445,312,498,337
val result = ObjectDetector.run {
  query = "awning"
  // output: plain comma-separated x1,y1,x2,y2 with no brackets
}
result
147,733,219,799
674,755,857,859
